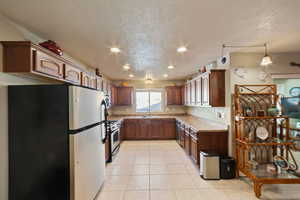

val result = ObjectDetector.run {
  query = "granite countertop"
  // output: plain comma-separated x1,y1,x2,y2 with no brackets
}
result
107,114,228,132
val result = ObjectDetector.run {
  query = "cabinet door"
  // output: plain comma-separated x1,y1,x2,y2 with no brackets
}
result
175,86,183,105
163,119,176,139
190,80,196,105
102,80,107,94
181,86,185,105
96,77,103,91
190,135,199,165
136,119,149,139
124,119,137,139
209,70,226,107
111,85,117,106
184,131,190,155
89,75,97,89
64,64,81,85
117,87,133,106
166,86,183,105
195,78,202,105
81,72,91,87
186,83,191,105
150,119,163,139
33,49,64,79
165,87,174,105
202,73,210,106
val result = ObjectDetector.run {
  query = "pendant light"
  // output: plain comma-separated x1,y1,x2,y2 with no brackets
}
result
221,43,273,66
260,43,272,66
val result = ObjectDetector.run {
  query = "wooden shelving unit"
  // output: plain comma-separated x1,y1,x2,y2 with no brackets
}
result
234,84,300,198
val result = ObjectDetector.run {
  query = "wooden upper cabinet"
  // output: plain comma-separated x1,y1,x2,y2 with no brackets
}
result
187,82,191,105
116,87,133,106
102,80,108,94
209,70,225,107
111,85,117,106
96,77,103,91
33,49,64,79
1,41,103,89
166,86,183,105
1,41,64,80
64,64,81,85
201,73,210,106
185,69,225,107
190,80,196,105
195,78,202,105
81,71,91,87
89,75,97,89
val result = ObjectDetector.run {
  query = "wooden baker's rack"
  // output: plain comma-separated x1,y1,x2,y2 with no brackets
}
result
234,84,300,198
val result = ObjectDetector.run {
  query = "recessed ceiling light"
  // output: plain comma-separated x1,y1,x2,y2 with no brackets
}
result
123,64,130,70
110,47,121,53
163,74,168,78
177,46,187,53
129,74,134,78
168,65,175,69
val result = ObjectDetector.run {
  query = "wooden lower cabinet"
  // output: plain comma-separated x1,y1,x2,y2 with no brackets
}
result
184,129,190,155
123,118,176,140
175,120,228,165
190,134,199,164
163,119,176,139
124,119,137,139
149,119,163,139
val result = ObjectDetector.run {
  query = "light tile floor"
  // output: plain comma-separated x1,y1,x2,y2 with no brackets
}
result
97,140,300,200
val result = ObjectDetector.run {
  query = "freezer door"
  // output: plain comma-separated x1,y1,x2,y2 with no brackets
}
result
69,125,105,200
69,86,105,130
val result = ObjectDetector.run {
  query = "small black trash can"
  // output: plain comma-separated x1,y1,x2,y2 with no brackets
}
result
220,157,236,179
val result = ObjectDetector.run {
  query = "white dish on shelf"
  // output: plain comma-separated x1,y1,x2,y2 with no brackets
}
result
256,126,269,140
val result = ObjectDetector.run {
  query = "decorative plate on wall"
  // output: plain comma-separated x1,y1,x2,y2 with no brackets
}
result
256,126,269,140
289,87,300,97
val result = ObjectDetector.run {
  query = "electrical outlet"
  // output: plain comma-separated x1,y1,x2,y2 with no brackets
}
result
217,112,224,119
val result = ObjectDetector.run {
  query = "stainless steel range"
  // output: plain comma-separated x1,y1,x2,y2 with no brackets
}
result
107,120,121,162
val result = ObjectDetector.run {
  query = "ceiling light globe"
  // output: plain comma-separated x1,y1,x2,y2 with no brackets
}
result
110,47,121,53
177,46,187,53
261,55,272,66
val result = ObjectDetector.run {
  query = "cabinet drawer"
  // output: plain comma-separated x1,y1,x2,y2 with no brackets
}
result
33,49,64,78
64,64,81,84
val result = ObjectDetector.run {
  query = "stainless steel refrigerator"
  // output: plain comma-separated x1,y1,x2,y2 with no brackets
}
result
8,85,107,200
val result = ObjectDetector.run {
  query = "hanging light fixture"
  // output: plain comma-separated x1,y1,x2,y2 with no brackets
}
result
145,78,153,84
145,72,153,84
221,43,272,66
260,43,272,66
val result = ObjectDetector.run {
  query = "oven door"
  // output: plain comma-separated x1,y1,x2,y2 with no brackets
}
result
111,129,120,155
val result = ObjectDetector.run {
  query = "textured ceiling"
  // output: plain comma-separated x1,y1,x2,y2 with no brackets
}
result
1,0,300,80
